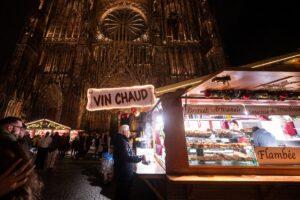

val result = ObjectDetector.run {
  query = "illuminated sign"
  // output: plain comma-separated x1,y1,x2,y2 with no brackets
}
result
86,85,156,111
255,147,300,165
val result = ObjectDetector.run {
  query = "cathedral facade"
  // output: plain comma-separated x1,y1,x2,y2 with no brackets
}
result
0,0,225,130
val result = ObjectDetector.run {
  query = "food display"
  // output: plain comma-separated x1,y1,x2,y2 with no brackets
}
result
187,141,247,151
185,116,258,166
185,130,212,138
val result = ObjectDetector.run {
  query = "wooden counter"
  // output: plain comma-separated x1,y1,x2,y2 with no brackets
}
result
168,174,300,184
135,148,166,200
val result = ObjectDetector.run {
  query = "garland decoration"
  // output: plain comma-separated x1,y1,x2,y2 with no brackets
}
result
203,90,300,101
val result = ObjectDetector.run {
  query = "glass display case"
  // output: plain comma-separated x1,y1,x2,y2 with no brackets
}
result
152,104,166,163
184,114,258,166
144,102,166,165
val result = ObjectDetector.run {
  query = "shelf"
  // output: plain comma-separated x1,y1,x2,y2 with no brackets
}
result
188,160,257,167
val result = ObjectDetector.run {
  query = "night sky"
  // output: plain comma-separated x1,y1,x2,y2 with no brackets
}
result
210,0,300,66
0,1,300,68
0,0,36,68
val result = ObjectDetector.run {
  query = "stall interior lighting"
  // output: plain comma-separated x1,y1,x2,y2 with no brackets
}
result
156,115,164,125
243,104,249,116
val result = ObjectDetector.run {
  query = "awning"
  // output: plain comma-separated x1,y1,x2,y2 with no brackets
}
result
155,51,300,98
155,74,215,97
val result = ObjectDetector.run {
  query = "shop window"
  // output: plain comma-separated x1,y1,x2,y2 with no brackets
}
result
184,110,300,167
144,102,165,164
185,114,259,167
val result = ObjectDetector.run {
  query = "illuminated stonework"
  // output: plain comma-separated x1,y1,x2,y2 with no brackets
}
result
99,6,147,41
2,0,226,130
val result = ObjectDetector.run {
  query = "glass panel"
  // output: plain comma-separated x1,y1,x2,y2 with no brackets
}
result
144,102,166,163
185,113,300,167
152,104,166,162
185,114,258,166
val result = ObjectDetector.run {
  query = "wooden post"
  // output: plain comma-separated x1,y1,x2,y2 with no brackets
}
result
161,91,189,174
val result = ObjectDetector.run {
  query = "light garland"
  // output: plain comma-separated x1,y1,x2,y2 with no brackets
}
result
204,90,300,101
26,119,71,130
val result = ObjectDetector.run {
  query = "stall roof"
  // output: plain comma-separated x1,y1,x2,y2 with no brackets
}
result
155,51,300,97
155,74,214,97
26,119,71,130
238,51,300,71
187,70,300,97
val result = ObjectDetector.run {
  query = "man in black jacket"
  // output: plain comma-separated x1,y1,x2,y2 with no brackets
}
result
113,124,145,200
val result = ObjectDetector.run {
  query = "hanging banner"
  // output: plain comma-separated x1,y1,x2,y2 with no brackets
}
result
255,147,300,165
86,85,156,111
185,104,300,115
247,105,300,116
185,105,244,115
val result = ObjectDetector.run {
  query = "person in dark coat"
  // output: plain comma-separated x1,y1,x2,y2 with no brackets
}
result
78,133,85,158
47,132,60,169
113,125,145,200
71,136,80,158
0,117,43,199
84,134,92,157
17,124,32,155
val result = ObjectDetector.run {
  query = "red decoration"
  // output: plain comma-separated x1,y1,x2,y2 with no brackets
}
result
259,115,269,121
131,107,137,114
204,90,211,97
283,121,297,136
242,94,250,100
221,121,229,129
279,92,288,101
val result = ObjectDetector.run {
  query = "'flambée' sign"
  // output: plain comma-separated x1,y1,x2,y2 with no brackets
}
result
254,147,300,165
86,85,156,111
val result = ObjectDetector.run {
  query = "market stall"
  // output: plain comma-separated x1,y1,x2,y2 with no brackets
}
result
25,118,71,137
154,52,300,199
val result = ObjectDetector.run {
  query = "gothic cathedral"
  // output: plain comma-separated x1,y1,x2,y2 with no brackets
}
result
0,0,225,130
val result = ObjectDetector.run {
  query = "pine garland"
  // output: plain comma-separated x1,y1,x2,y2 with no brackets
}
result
204,90,300,101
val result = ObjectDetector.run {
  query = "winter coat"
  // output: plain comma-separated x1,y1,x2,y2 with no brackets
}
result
113,133,142,181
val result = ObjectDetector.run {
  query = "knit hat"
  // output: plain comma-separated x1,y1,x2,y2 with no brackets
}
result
119,124,130,133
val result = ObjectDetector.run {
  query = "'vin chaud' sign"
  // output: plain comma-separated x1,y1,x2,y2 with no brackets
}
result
255,147,300,165
86,85,156,111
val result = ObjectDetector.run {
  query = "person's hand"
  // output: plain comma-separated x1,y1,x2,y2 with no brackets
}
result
141,155,151,165
0,159,34,197
141,155,146,161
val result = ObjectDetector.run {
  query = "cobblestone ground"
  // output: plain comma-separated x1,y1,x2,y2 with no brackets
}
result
40,157,157,200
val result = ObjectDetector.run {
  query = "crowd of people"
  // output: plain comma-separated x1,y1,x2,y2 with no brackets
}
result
0,117,109,199
69,132,111,160
0,116,145,200
23,130,112,171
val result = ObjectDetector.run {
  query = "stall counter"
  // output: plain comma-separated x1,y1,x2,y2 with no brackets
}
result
135,148,165,178
135,148,166,200
168,174,300,184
